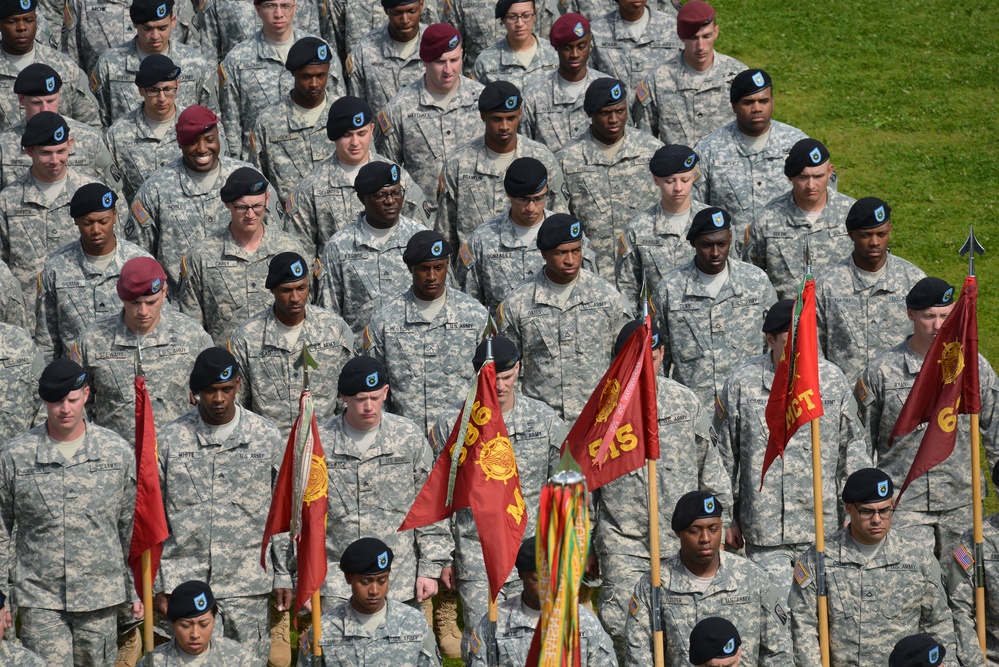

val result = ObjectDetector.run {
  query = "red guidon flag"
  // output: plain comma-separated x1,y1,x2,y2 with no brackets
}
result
561,315,659,491
399,361,527,600
128,375,170,599
261,388,328,619
891,276,980,503
761,277,823,489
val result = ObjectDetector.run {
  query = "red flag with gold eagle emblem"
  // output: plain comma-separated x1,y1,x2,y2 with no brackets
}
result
399,361,526,600
891,276,980,503
560,315,659,491
261,388,328,619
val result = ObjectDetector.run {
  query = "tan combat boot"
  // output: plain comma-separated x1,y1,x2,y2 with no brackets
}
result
579,583,596,613
115,626,142,667
268,602,292,667
433,590,462,659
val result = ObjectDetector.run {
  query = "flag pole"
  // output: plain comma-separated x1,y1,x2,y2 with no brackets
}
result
484,330,500,666
961,227,986,652
134,342,155,663
297,343,323,662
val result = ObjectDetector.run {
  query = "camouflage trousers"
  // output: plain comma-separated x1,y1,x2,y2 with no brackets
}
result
892,505,973,564
744,542,811,603
20,605,117,667
217,594,271,662
458,577,522,660
596,553,650,661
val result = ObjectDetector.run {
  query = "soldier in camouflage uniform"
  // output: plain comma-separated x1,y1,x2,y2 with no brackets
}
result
429,337,564,656
470,0,558,88
457,157,595,312
297,537,440,666
714,299,871,599
197,0,330,65
0,592,44,666
559,0,677,20
0,65,119,191
62,0,164,77
693,69,808,255
315,160,425,334
632,0,745,146
90,0,219,128
0,0,98,130
743,139,854,299
652,207,777,409
0,112,127,326
440,0,556,72
345,0,427,114
71,257,213,440
467,536,616,666
624,491,793,667
227,252,354,432
555,77,662,279
361,230,488,432
125,106,278,297
249,36,337,205
789,469,958,667
435,79,566,255
35,183,151,361
284,95,429,260
179,167,306,344
521,14,613,153
615,143,706,309
497,213,632,422
334,0,437,58
218,1,344,159
857,277,999,560
0,261,27,327
0,321,42,442
315,358,449,604
0,358,137,666
591,320,732,659
152,581,259,666
154,347,289,661
589,0,681,95
375,24,484,211
815,197,926,383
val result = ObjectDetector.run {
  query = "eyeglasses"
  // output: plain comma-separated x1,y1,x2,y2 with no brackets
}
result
258,1,295,12
854,506,894,520
514,193,547,205
142,86,178,98
502,11,536,24
370,187,405,203
232,203,266,215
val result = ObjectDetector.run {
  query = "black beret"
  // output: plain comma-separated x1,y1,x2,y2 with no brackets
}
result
650,144,698,177
784,138,830,178
70,183,117,218
221,167,268,203
190,347,240,393
671,490,723,532
473,336,520,372
337,356,389,396
0,0,35,19
478,80,522,112
340,537,394,574
889,634,946,667
354,161,401,196
495,0,531,18
906,277,955,311
762,299,795,334
130,0,172,24
842,468,893,503
515,535,536,572
39,358,88,402
0,589,5,610
504,157,547,197
845,197,891,231
537,213,583,251
583,77,626,115
382,0,420,7
167,581,215,621
14,63,61,95
686,207,731,241
266,252,309,288
285,36,333,71
327,96,374,141
730,69,772,103
614,319,663,358
403,230,451,265
689,617,741,665
21,110,69,147
135,53,181,87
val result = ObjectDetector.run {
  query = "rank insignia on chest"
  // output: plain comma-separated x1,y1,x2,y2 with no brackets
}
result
954,544,974,572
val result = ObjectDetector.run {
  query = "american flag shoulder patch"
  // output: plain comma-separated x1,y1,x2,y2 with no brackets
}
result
131,200,150,224
377,110,390,133
793,561,810,587
636,81,649,103
954,544,974,572
617,232,628,256
458,243,471,266
855,376,868,402
362,326,371,350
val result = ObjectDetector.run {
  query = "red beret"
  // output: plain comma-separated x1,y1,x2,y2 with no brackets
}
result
117,257,167,301
175,105,219,146
550,13,589,47
676,0,715,39
420,23,461,62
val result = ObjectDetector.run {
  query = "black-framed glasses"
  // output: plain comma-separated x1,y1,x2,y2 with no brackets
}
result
371,187,405,203
854,506,894,519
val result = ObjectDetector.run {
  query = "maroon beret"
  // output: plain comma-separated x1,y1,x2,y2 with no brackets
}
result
117,257,167,301
550,13,589,47
420,23,461,62
676,0,715,39
175,105,219,146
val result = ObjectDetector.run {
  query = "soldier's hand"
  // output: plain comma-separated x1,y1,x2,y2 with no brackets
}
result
415,576,439,602
586,552,599,579
440,566,456,590
0,608,11,633
725,524,744,550
154,592,170,616
274,587,294,611
132,601,144,620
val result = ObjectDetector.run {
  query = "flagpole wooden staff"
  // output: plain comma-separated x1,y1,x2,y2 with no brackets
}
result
134,343,156,664
961,227,987,652
298,344,323,663
483,330,501,666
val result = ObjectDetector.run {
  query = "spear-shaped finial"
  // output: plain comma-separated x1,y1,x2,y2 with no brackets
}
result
803,238,813,277
294,342,318,390
960,226,985,277
641,272,651,319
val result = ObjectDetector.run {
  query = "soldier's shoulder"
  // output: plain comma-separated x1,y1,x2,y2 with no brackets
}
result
720,549,774,590
230,307,271,340
119,238,154,260
79,313,122,342
162,308,213,342
694,121,738,153
157,408,202,440
627,127,665,154
386,598,432,632
94,41,130,68
729,258,774,287
581,268,628,299
42,239,83,267
136,158,185,192
446,288,489,316
758,190,796,218
886,253,926,279
251,98,292,128
516,394,563,423
380,410,429,439
212,636,256,659
86,422,134,452
769,120,809,145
